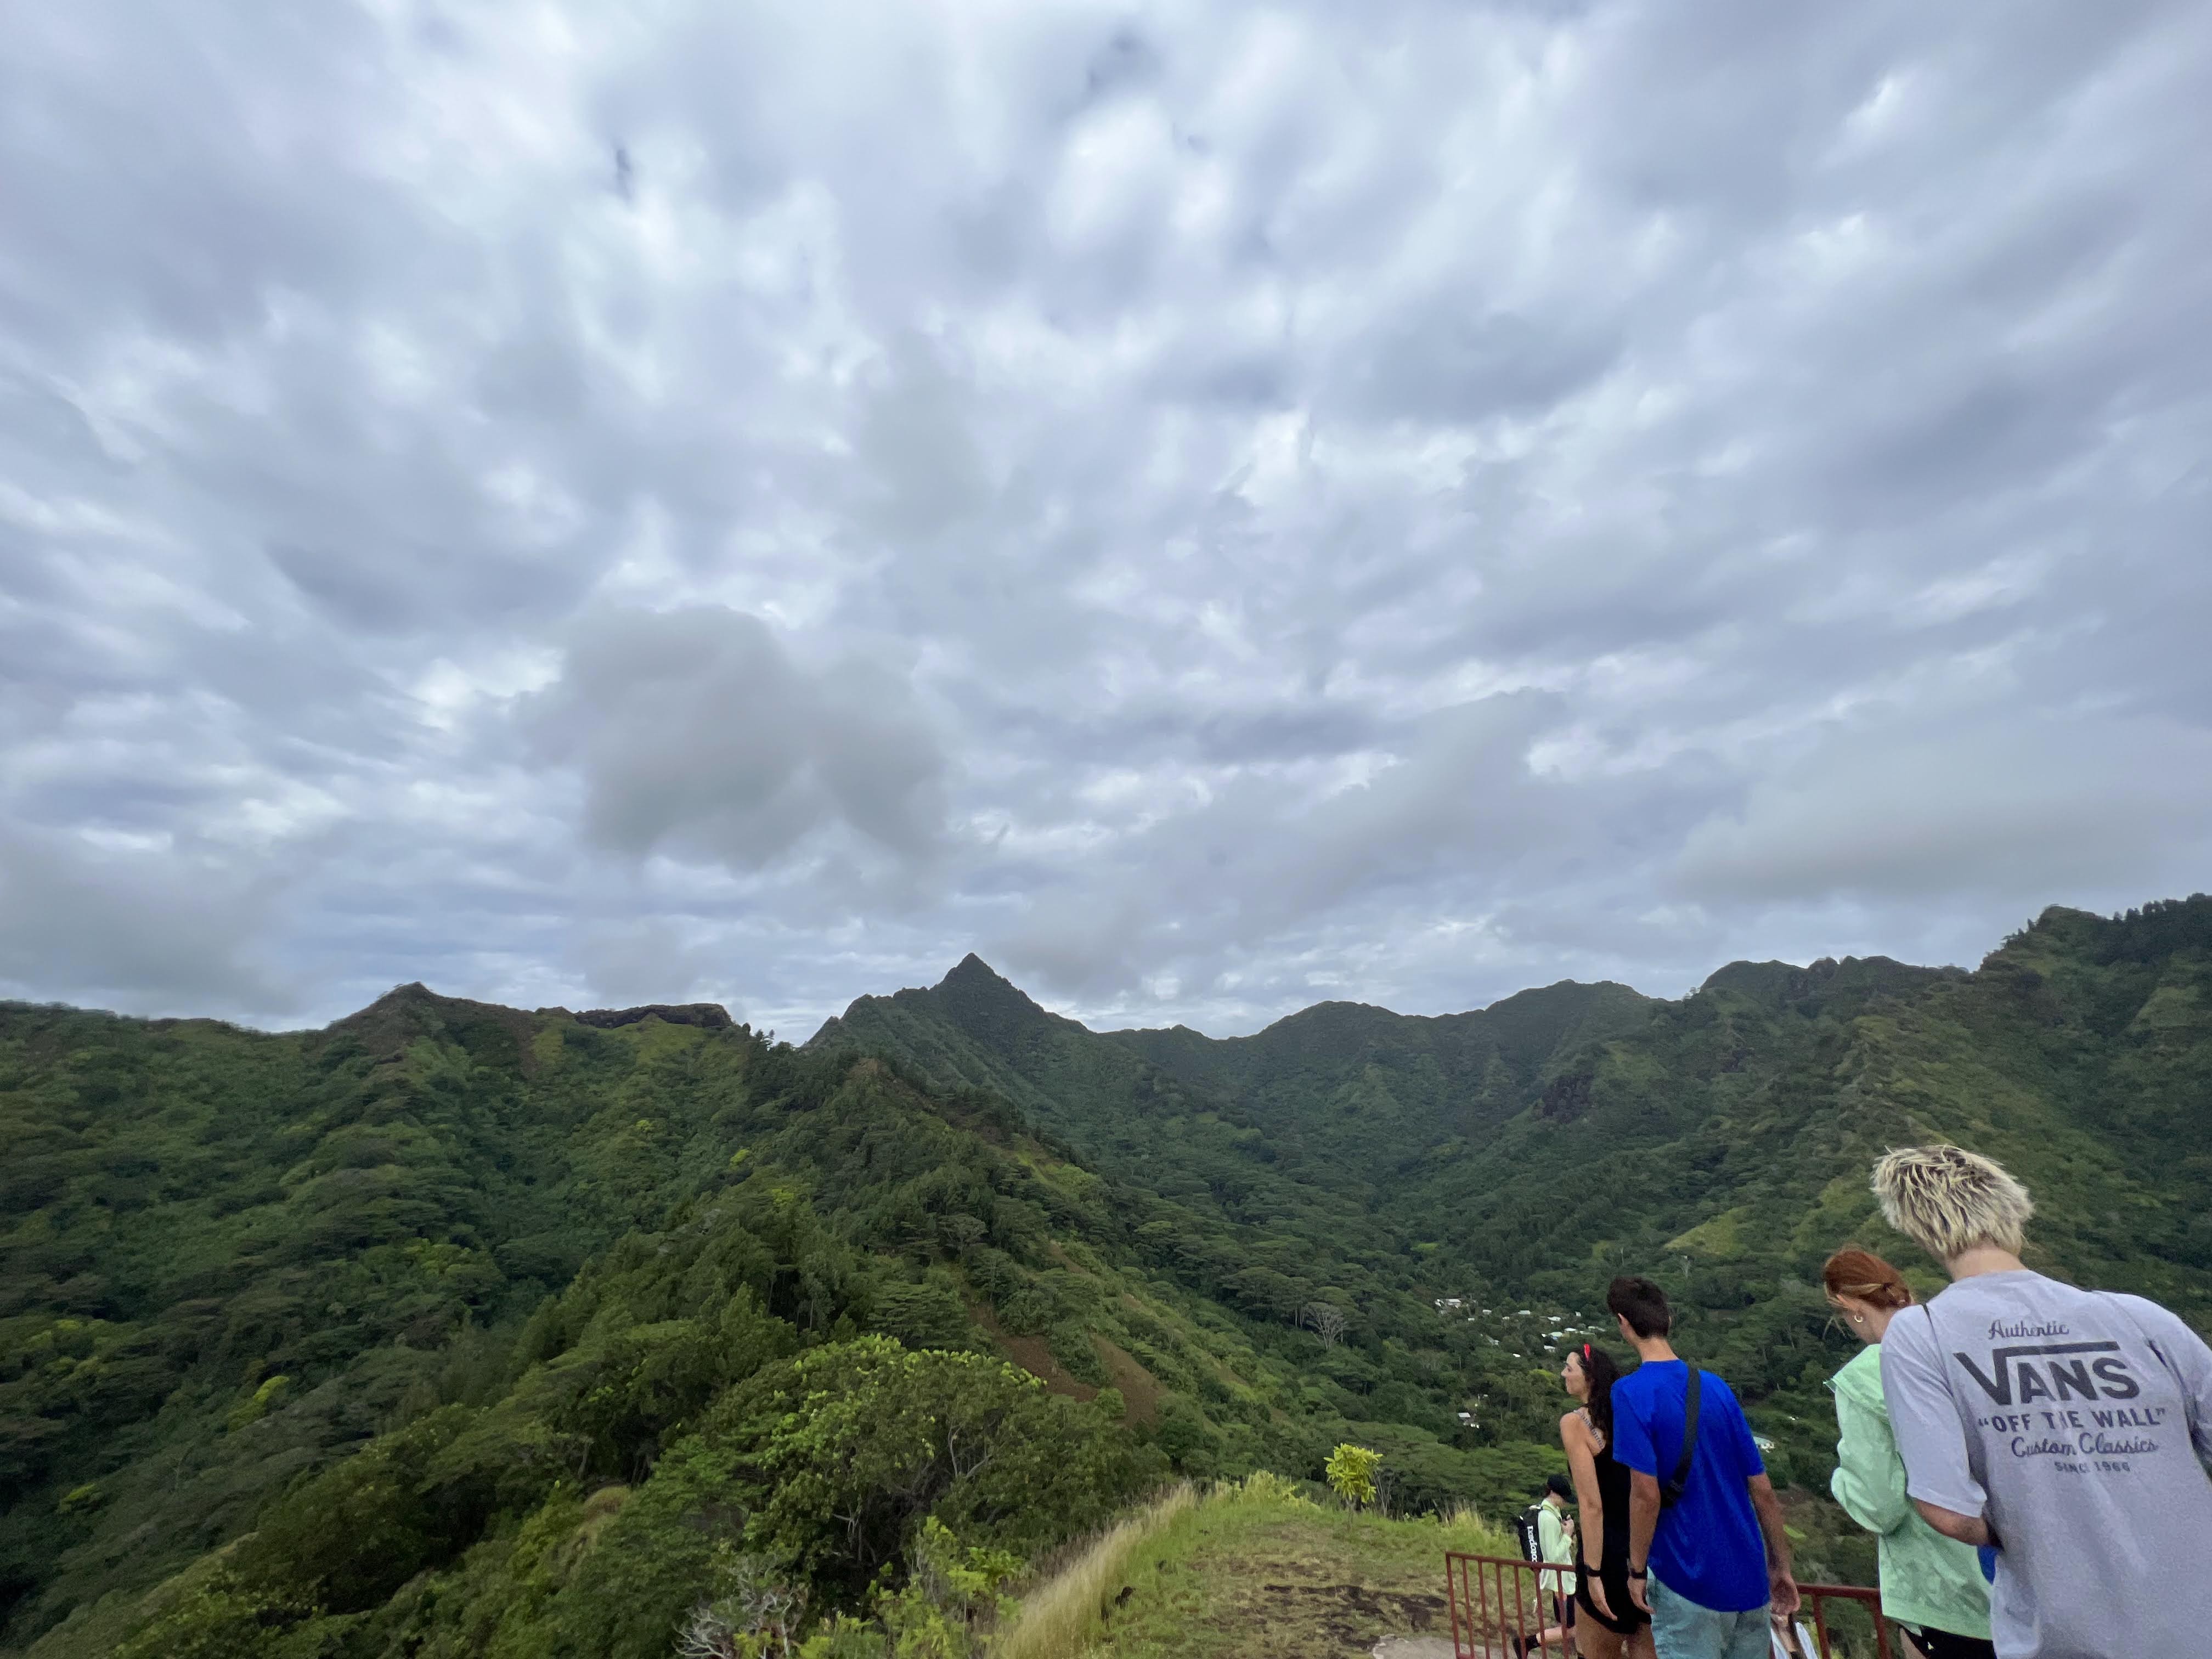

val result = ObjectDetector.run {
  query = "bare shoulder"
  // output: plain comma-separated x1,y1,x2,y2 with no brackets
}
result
1559,1407,1594,1444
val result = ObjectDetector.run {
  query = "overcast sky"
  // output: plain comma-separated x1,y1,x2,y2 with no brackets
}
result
4,1,2209,1039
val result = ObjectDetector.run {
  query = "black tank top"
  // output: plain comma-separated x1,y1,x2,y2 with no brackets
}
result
1584,1409,1632,1562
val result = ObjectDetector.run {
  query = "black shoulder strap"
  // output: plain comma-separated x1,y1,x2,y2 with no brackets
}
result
1660,1365,1701,1508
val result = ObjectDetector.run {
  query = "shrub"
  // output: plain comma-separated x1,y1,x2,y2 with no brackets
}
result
1324,1443,1381,1509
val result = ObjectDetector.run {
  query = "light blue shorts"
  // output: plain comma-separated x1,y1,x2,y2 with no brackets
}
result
1647,1573,1772,1659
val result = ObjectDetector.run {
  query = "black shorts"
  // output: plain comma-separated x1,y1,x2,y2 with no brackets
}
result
1574,1559,1651,1635
1901,1628,1996,1659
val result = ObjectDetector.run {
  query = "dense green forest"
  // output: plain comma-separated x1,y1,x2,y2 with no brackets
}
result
4,898,2209,1655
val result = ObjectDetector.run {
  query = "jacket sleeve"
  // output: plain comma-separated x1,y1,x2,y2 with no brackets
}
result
1538,1503,1573,1565
1830,1381,1912,1536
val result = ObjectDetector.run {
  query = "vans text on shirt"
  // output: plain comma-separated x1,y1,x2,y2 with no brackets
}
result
1881,1271,2212,1659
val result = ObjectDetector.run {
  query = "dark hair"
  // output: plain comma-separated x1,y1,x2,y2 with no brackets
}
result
1575,1341,1622,1444
1822,1246,1913,1311
1606,1275,1672,1339
1545,1472,1574,1501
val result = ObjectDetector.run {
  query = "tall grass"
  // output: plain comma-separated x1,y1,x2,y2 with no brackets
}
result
1435,1501,1515,1556
991,1483,1197,1659
991,1474,1513,1657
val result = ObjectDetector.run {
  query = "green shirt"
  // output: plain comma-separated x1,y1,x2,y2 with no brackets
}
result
1827,1344,1991,1640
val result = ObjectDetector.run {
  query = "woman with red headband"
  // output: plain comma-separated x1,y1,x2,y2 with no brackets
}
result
1561,1340,1655,1657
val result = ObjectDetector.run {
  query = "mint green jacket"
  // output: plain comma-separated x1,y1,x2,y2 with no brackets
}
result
1827,1344,1992,1640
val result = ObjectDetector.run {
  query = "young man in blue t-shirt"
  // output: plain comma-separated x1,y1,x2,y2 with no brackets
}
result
1606,1276,1798,1659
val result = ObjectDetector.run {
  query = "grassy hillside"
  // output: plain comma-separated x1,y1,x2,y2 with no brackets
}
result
997,1475,1509,1659
998,1473,1891,1659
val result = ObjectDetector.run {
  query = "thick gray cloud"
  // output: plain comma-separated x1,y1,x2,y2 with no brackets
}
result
569,918,723,1011
1,0,2207,1035
1673,713,2212,905
528,606,947,873
0,829,290,1012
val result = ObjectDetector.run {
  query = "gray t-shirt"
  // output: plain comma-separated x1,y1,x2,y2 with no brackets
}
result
1881,1270,2212,1659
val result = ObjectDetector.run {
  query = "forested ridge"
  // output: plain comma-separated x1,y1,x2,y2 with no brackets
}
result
4,898,2210,1655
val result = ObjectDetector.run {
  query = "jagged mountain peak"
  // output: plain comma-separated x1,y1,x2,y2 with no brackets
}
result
315,981,541,1064
329,979,521,1029
939,951,1016,991
932,952,1068,1041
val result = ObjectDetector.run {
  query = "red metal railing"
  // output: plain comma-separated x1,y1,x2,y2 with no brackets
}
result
1446,1553,1898,1658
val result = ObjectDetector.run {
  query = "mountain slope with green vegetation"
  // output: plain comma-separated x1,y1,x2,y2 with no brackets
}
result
0,986,1550,1658
4,897,2209,1657
808,956,1633,1364
1099,978,1656,1187
1401,902,2212,1492
814,898,2212,1585
0,989,1169,1655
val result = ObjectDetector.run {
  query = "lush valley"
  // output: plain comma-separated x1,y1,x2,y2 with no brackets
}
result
2,896,2209,1655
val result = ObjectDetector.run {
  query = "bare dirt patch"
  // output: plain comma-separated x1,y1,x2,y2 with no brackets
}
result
1095,1334,1166,1424
968,1301,1097,1401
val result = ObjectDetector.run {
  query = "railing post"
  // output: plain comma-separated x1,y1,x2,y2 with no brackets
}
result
1446,1554,1898,1659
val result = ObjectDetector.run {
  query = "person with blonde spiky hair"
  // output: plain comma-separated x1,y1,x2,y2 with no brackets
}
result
1871,1144,2212,1659
1872,1145,2036,1262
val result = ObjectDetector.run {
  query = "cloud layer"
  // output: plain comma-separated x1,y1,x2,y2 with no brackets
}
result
3,0,2208,1033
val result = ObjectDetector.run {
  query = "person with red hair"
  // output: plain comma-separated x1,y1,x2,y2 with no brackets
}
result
1822,1246,1993,1659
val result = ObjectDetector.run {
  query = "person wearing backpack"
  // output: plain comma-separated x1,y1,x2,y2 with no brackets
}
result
1605,1276,1799,1659
1513,1473,1578,1574
1871,1145,2212,1658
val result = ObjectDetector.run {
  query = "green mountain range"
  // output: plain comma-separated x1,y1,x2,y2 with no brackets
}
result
3,897,2208,1656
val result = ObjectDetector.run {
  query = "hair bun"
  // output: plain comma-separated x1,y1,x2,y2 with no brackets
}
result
1821,1245,1912,1310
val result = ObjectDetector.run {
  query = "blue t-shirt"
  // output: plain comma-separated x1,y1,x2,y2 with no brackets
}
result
1610,1359,1769,1612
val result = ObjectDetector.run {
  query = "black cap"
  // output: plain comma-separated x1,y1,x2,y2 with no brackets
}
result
1545,1472,1573,1500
